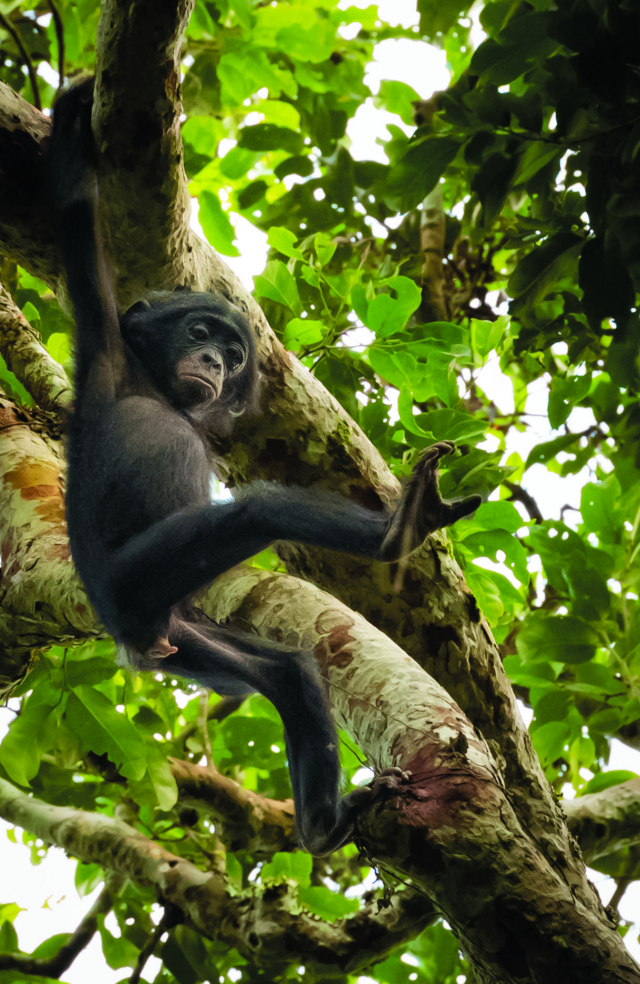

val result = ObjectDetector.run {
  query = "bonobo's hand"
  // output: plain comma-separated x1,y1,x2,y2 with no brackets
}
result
51,78,96,210
378,441,481,562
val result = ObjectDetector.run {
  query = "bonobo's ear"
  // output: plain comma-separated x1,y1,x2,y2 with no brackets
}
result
125,299,151,317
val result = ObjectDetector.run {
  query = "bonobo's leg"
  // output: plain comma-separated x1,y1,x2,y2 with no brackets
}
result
108,441,480,647
161,617,366,855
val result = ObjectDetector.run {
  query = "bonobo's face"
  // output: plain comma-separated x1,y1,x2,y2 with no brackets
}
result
120,292,256,416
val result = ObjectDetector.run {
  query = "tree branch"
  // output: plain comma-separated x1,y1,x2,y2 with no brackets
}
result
0,775,437,974
0,13,40,110
0,281,71,411
0,876,119,976
170,757,297,856
564,780,640,863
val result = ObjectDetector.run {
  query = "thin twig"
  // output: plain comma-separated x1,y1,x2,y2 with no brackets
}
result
129,907,180,984
503,481,544,524
47,0,65,90
0,876,120,976
0,13,41,110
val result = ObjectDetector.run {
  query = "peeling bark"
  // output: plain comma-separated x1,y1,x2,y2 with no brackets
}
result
0,280,71,411
170,757,297,856
0,396,98,689
565,780,640,864
0,775,437,973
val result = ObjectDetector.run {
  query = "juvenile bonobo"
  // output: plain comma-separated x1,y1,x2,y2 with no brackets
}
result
50,81,481,856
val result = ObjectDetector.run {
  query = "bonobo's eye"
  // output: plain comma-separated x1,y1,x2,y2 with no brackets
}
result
225,344,246,373
190,325,209,342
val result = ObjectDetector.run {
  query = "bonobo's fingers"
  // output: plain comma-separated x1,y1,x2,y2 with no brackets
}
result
378,442,480,562
369,766,413,794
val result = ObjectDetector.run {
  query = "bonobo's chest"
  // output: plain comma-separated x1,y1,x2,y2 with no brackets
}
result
68,395,212,546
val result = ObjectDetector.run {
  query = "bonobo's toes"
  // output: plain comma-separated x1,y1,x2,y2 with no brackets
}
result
149,636,178,659
378,442,481,562
369,766,413,795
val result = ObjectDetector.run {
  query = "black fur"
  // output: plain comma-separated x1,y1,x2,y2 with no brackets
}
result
50,81,480,855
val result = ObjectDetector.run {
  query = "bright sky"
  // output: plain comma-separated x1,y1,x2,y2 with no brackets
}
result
1,1,639,978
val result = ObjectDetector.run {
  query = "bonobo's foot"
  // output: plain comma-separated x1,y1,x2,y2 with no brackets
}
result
303,768,413,856
119,636,178,673
378,441,481,562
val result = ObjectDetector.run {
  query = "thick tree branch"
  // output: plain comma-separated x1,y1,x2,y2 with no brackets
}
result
0,396,97,691
0,876,119,976
0,775,436,974
0,281,71,411
564,780,640,864
170,757,297,856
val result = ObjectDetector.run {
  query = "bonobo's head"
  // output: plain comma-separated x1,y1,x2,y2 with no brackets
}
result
120,291,258,427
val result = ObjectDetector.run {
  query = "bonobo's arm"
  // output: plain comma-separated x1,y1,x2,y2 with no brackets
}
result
50,81,123,398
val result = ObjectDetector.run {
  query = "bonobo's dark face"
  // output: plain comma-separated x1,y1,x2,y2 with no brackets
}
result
120,292,256,418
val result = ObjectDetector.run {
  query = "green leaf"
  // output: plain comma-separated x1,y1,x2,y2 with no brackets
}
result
297,885,359,920
314,232,337,267
548,373,592,429
375,79,422,126
253,260,302,314
517,614,599,664
238,123,303,155
471,316,508,359
508,232,584,309
197,190,239,257
364,277,422,337
0,685,62,786
459,529,528,583
512,140,562,186
525,432,580,469
383,136,460,212
268,226,305,260
145,742,179,811
66,687,146,781
531,721,572,765
581,478,623,545
282,317,325,351
582,771,638,796
262,851,312,886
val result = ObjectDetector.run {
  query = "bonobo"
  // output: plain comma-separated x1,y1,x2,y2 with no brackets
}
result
50,81,481,856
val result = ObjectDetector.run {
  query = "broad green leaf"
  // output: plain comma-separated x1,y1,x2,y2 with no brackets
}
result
581,479,623,545
471,316,508,359
525,432,580,469
268,226,305,260
364,277,422,337
0,685,62,786
460,529,528,583
383,136,460,212
548,373,592,429
197,190,240,257
375,79,422,126
66,687,146,781
282,317,325,351
517,614,599,664
512,140,561,185
144,743,178,811
581,771,638,796
238,123,304,154
253,260,302,314
262,851,312,886
297,885,359,920
531,721,572,765
508,232,583,307
314,232,337,267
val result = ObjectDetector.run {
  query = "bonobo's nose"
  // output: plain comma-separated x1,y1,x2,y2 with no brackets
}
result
201,350,223,372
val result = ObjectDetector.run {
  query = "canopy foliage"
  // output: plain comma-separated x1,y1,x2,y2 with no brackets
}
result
0,0,640,981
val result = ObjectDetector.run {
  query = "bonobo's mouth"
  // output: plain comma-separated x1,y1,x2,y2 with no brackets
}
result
179,374,220,400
